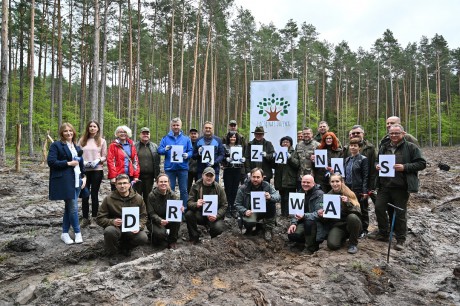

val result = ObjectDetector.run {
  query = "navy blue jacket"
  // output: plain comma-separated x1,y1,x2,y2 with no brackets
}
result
48,141,85,200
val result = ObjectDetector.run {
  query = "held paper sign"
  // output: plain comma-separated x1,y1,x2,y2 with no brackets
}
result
230,146,243,164
288,193,305,216
275,147,288,164
251,191,266,212
322,194,341,219
201,146,215,165
251,145,263,162
202,195,218,216
166,200,183,222
315,149,328,168
171,145,184,163
122,207,139,232
331,158,344,176
379,155,395,177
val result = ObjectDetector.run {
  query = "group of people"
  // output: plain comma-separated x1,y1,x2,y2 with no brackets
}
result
47,115,425,265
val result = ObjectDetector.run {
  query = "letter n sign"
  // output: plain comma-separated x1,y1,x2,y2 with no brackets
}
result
122,207,139,232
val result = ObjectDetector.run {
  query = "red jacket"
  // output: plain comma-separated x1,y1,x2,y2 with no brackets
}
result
107,138,140,179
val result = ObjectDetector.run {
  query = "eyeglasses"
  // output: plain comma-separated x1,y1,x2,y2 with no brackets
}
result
389,132,402,136
325,137,333,140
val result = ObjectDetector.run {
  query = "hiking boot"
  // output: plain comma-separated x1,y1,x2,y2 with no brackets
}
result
89,218,98,229
74,232,83,244
264,230,273,242
347,244,358,254
244,227,254,236
302,249,315,255
61,233,74,245
108,257,119,266
368,231,389,242
80,218,90,228
359,230,368,239
394,241,405,251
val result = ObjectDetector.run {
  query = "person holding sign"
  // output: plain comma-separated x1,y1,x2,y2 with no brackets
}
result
244,126,275,183
287,175,325,254
344,137,370,238
194,121,225,182
147,174,183,249
96,174,148,266
369,124,426,251
158,118,193,209
313,132,343,193
222,131,246,218
185,167,228,244
325,173,362,254
234,168,281,241
274,136,299,217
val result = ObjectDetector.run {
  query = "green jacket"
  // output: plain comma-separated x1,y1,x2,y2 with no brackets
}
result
234,181,281,215
274,147,300,190
97,188,148,230
147,187,178,225
377,139,426,193
244,138,275,179
188,179,228,220
294,138,319,179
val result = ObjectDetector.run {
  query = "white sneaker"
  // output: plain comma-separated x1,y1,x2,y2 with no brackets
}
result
74,232,83,244
61,233,74,245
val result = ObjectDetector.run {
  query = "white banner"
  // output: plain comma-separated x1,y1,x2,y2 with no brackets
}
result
250,80,298,148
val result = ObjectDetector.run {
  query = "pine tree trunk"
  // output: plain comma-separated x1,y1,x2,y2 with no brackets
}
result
28,0,35,156
0,0,9,165
91,0,100,120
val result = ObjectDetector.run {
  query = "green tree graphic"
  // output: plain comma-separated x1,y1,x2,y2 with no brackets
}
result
257,93,290,121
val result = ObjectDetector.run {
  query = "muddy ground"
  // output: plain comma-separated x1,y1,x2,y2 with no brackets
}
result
0,147,459,305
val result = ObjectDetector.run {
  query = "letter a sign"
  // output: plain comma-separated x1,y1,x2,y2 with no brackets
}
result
322,194,341,219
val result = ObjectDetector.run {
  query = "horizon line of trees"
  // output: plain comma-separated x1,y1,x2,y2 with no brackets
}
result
0,0,459,165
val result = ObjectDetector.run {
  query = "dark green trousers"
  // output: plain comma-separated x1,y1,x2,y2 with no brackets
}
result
375,187,409,242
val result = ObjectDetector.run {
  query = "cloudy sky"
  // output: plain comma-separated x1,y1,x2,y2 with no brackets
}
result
232,0,460,51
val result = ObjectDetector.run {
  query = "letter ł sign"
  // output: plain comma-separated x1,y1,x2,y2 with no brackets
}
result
166,200,183,222
251,145,263,162
314,149,328,168
171,145,184,163
379,155,395,177
289,193,305,216
230,146,243,164
322,194,341,219
331,158,344,176
122,207,139,232
275,147,288,164
251,191,266,212
202,145,215,164
202,195,218,216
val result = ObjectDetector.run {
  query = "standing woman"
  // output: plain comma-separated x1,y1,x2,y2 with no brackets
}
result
147,174,183,249
326,173,362,254
107,125,140,190
78,121,107,228
314,132,343,193
222,131,245,218
48,122,86,245
274,136,299,217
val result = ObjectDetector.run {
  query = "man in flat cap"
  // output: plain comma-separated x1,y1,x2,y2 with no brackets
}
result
244,126,275,182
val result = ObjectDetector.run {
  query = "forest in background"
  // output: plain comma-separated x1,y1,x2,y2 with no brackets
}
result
0,0,459,165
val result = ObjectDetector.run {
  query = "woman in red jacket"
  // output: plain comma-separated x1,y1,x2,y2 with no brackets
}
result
107,125,140,190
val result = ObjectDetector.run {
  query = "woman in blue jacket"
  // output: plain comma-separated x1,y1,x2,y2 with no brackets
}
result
48,122,87,245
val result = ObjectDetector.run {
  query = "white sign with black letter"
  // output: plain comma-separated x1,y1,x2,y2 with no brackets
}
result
275,147,288,164
201,145,215,165
289,193,305,216
251,145,263,162
331,158,344,176
122,207,139,232
314,149,328,168
379,155,395,177
202,195,218,216
322,194,341,219
166,200,183,222
171,145,184,163
251,191,266,212
230,146,243,164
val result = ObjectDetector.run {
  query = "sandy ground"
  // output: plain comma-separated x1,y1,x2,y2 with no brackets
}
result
0,146,459,305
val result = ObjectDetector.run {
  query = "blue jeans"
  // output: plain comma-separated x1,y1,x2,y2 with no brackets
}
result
63,187,81,234
165,169,188,210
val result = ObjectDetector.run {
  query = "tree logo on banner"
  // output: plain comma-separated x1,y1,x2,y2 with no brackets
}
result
257,93,290,121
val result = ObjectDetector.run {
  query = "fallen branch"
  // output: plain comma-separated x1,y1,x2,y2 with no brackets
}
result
431,196,460,212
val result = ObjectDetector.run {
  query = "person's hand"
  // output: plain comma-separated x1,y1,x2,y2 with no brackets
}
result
245,210,252,217
265,191,271,200
226,157,232,162
394,164,405,172
197,199,204,208
81,177,87,189
317,209,324,218
247,173,251,179
67,160,79,167
260,151,267,157
165,145,172,151
286,153,291,159
208,215,217,222
113,218,122,227
295,213,303,220
182,153,188,159
340,195,348,202
90,159,101,168
288,224,296,234
376,164,381,170
240,157,246,163
160,219,168,226
198,147,203,154
85,161,91,168
132,230,139,234
310,155,315,162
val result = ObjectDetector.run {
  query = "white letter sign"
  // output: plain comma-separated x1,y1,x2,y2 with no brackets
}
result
379,155,395,177
275,147,288,164
202,195,218,216
331,158,344,176
122,207,139,232
314,149,328,168
251,145,263,162
201,145,215,164
251,191,266,212
289,193,305,216
171,145,184,163
166,200,183,222
230,146,243,164
323,194,341,219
